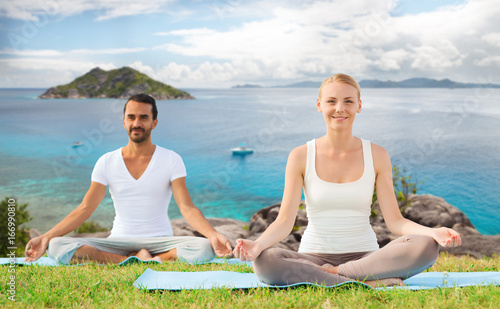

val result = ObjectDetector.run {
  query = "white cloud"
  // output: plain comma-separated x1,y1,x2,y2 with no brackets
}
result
129,61,157,78
0,0,176,21
482,33,500,47
152,0,499,84
0,48,63,57
474,56,500,67
370,49,409,71
410,40,465,72
0,58,116,87
1,0,499,87
71,48,147,55
0,57,115,71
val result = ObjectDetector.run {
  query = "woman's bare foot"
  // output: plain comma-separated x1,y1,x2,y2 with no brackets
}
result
364,278,404,287
313,262,403,287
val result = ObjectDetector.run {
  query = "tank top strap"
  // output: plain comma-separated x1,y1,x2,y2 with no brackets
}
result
304,139,315,180
361,138,375,179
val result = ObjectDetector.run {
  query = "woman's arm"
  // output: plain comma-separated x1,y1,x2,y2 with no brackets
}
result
373,144,461,247
234,146,306,261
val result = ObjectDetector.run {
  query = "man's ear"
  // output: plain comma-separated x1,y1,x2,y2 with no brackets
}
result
152,118,158,129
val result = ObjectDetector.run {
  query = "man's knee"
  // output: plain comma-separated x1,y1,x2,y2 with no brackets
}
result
47,237,82,264
196,237,215,261
177,237,215,264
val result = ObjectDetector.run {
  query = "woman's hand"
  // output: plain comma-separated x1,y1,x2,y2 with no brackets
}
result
233,239,263,262
430,227,462,247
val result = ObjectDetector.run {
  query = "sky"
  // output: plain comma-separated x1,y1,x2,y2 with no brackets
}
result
0,0,499,88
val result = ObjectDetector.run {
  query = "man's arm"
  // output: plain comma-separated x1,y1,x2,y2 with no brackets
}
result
25,181,106,261
171,177,232,257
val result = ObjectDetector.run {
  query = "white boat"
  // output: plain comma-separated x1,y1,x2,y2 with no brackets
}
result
231,143,254,155
72,141,84,148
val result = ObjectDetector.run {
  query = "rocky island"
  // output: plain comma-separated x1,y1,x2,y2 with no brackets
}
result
39,67,194,100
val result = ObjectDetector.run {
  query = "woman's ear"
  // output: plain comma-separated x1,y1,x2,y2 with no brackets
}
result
316,97,322,112
357,99,362,113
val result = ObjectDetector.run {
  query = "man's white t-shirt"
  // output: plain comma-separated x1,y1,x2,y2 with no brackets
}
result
91,146,186,238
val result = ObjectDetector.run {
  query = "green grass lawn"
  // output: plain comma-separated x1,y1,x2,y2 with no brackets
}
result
1,253,499,308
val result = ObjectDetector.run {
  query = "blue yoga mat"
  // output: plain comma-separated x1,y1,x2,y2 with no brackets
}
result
0,257,252,267
0,256,159,266
133,269,500,291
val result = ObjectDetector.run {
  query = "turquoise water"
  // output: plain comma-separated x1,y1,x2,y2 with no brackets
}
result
0,87,499,234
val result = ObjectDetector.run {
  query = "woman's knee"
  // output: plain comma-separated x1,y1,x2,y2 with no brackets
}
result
410,235,439,262
253,248,282,270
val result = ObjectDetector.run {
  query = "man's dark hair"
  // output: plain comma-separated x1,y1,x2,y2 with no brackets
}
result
123,93,158,120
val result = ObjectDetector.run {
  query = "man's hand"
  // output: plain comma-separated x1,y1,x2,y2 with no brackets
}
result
209,232,233,257
25,236,50,262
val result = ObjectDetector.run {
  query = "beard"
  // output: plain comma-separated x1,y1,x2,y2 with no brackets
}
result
129,126,152,144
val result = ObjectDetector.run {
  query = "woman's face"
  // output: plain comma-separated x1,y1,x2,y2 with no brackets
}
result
316,81,362,131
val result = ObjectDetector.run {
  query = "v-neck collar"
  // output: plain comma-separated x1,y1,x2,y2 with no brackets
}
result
120,146,157,181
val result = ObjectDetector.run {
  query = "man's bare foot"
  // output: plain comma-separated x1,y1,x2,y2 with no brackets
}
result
132,248,163,263
364,278,404,288
152,256,164,263
134,249,153,260
317,263,338,274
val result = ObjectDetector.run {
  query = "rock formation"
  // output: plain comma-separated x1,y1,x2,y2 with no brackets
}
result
172,194,500,259
39,67,194,100
44,194,498,259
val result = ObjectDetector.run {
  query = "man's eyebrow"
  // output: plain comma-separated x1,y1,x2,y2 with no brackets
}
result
126,113,150,117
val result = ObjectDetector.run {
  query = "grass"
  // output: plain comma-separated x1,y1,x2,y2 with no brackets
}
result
1,253,499,308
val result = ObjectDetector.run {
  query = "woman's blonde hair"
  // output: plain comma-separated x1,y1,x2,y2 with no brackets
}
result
318,73,361,99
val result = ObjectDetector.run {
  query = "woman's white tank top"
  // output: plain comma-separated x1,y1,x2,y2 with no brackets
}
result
298,138,380,254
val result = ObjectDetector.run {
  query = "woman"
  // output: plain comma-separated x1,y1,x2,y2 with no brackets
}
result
234,73,461,287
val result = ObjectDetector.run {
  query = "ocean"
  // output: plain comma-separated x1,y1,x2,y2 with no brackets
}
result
0,87,499,235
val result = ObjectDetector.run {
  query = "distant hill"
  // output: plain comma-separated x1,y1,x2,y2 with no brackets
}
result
231,84,263,88
359,78,500,88
271,78,500,89
39,67,194,100
273,81,321,88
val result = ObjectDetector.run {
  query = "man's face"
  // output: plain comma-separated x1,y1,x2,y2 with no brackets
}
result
123,100,158,144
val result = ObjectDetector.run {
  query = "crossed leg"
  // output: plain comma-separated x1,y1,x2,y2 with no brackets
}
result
47,236,214,265
253,234,439,287
72,246,170,264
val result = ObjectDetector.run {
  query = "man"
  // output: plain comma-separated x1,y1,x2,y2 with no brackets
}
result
25,93,232,264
